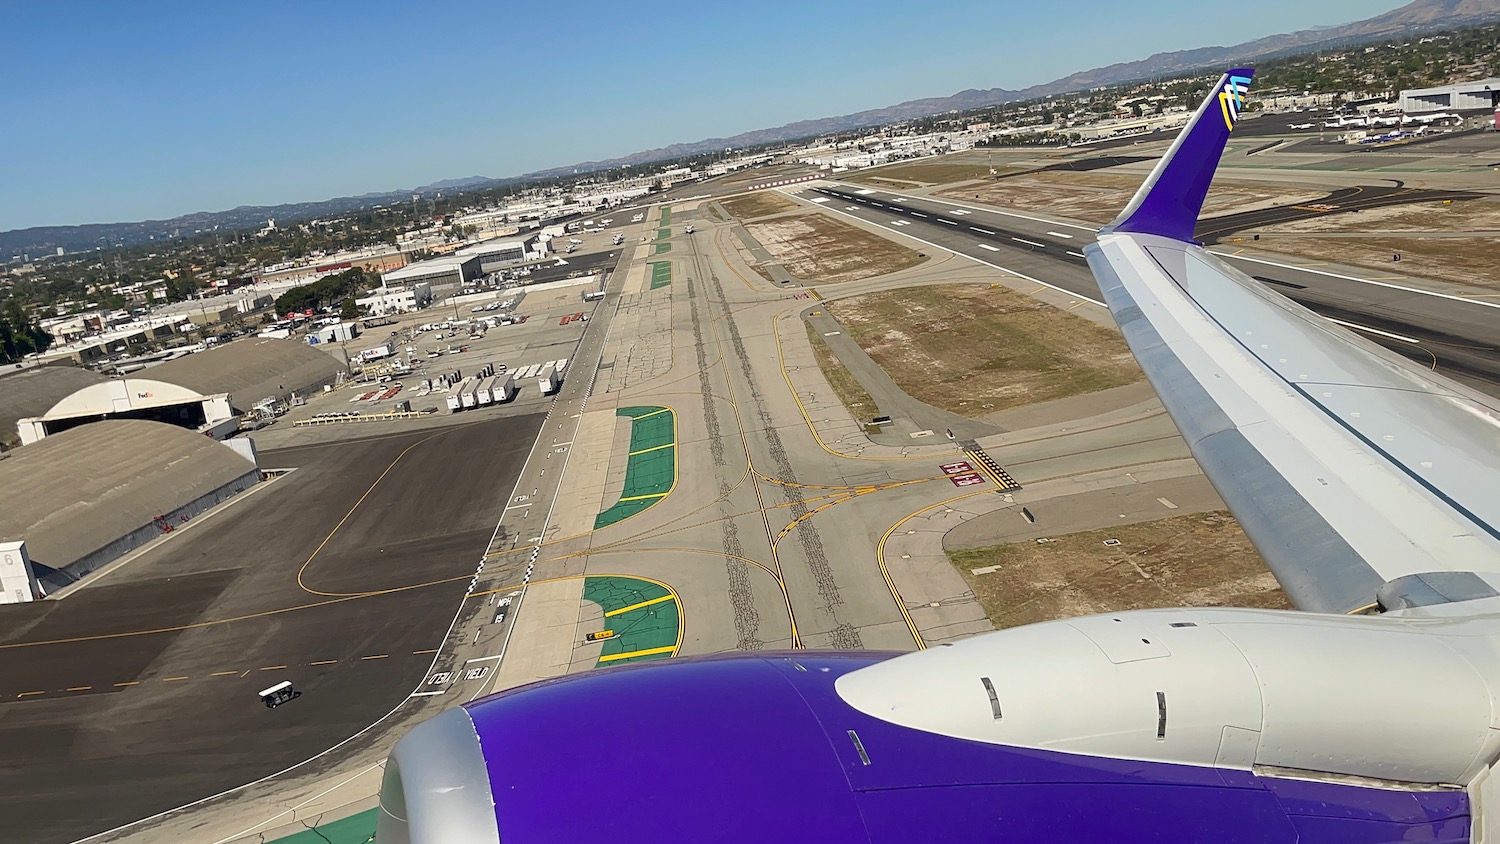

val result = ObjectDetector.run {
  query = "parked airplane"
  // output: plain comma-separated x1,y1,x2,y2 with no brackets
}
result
376,68,1496,843
1288,121,1314,129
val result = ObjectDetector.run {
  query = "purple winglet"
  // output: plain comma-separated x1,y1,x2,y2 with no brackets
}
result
1105,67,1255,242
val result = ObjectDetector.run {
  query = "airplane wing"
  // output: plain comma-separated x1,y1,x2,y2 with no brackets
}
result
1086,68,1500,615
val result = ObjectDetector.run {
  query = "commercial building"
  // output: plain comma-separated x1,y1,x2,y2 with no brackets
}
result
1400,79,1500,113
357,282,434,315
0,420,262,594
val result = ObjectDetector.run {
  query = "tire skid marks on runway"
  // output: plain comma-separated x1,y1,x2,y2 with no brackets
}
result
709,271,862,650
686,260,764,649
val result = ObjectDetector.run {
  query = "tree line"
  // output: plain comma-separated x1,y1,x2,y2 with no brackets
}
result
273,267,370,316
1,298,53,363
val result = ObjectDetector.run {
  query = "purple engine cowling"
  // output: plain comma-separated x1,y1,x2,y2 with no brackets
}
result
377,652,1469,843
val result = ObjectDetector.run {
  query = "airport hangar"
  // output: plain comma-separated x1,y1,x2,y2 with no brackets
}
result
1401,78,1500,114
0,338,346,601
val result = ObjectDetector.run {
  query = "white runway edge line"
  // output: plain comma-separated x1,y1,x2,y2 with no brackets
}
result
844,185,1097,232
1326,318,1419,344
792,190,1105,307
1216,252,1500,312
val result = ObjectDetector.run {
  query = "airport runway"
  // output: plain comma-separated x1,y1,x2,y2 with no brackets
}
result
0,414,543,844
805,184,1500,393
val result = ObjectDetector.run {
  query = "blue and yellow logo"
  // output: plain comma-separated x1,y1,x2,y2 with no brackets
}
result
1219,74,1251,130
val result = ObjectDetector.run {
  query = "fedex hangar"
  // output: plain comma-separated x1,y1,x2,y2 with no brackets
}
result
0,338,344,601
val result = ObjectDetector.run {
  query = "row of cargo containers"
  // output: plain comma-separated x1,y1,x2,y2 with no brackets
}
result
446,374,518,412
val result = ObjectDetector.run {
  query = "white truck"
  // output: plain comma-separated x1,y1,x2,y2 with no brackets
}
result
475,377,495,406
537,364,560,396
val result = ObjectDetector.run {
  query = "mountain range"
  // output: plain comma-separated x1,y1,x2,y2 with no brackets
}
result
5,0,1496,259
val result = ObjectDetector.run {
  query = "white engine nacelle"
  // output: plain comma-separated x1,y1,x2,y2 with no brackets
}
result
837,607,1500,786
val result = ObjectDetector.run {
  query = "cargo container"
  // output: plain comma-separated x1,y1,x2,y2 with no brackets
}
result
475,377,495,405
492,373,517,403
537,364,560,396
461,381,480,408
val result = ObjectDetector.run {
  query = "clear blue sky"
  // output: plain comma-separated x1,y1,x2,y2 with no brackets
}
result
0,0,1398,231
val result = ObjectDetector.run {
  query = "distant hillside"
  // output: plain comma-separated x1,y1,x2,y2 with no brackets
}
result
6,0,1497,256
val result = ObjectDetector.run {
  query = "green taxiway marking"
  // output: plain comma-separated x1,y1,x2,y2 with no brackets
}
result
594,406,676,529
582,576,679,666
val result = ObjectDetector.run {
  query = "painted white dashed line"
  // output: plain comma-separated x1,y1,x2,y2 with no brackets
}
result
1012,237,1044,248
1068,251,1087,258
939,219,958,225
978,244,1000,252
911,212,928,218
1326,318,1418,344
970,226,995,234
1047,231,1074,239
951,209,971,215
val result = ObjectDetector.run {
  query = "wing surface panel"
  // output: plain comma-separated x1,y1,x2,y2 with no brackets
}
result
1088,67,1500,613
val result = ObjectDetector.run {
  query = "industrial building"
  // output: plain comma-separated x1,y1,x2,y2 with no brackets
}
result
379,254,482,290
0,420,262,598
357,282,433,315
455,234,544,270
1401,79,1500,113
0,364,108,449
15,378,235,446
148,336,346,413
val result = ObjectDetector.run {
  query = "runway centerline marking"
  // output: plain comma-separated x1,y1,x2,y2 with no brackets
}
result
970,226,996,234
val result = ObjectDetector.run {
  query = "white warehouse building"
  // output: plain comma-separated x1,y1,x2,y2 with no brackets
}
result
455,234,544,270
357,282,434,316
1400,78,1500,113
378,256,481,290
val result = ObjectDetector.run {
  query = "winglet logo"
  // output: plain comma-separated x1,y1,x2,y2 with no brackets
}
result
1219,74,1252,130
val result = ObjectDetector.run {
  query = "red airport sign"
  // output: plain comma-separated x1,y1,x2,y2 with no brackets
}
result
940,461,974,475
950,472,986,487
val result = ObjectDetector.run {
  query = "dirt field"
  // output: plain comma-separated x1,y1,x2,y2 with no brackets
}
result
938,171,1328,225
719,191,801,220
825,284,1142,416
805,323,880,422
949,510,1289,629
845,162,1010,186
1251,196,1500,234
742,215,927,283
1248,235,1500,292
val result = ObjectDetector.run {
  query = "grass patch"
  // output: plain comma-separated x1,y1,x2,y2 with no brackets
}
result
742,214,926,283
846,161,1002,186
949,511,1288,629
826,284,1141,416
720,192,800,219
804,323,880,422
